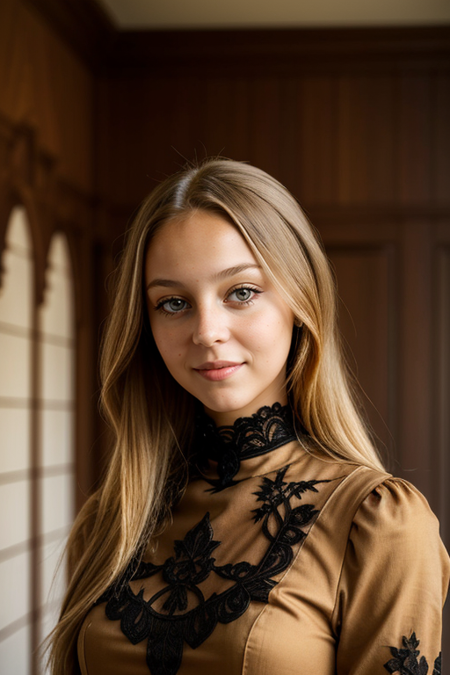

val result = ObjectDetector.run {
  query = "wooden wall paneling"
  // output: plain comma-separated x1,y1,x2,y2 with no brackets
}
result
435,242,450,548
326,244,396,460
103,76,148,205
203,78,234,158
276,77,301,197
201,76,253,164
398,218,434,505
297,76,338,205
335,75,396,206
435,229,450,667
221,78,252,162
49,35,95,193
164,74,249,175
104,74,206,205
397,74,432,205
337,76,371,205
248,77,282,179
364,76,397,205
107,27,450,78
434,218,450,548
434,74,450,206
0,11,59,161
0,0,96,194
24,0,115,70
168,76,208,167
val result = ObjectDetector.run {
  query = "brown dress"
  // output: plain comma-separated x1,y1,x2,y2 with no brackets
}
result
77,408,449,675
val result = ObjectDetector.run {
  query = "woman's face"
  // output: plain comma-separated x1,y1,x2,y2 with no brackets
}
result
145,210,295,426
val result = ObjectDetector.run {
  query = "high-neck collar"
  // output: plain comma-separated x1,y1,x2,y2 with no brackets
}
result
194,402,299,491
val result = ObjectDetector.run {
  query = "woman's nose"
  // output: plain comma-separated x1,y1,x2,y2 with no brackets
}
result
192,305,230,347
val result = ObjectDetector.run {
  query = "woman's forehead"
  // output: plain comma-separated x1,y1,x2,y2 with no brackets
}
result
145,211,258,280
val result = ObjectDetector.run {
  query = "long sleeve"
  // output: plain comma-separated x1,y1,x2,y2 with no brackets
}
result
332,478,450,674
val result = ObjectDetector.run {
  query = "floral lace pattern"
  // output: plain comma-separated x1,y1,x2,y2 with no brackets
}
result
195,402,299,491
384,632,441,675
96,466,328,675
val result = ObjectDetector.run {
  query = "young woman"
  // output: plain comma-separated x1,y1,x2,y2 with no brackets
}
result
50,158,449,674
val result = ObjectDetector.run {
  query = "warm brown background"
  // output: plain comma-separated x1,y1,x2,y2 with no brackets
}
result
1,0,449,667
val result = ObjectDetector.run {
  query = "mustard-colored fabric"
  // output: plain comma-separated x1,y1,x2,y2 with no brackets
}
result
78,443,449,675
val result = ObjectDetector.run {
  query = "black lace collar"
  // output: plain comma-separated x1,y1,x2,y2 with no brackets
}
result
194,402,298,491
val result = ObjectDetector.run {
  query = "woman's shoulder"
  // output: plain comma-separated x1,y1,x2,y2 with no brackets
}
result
292,451,444,542
333,470,449,589
343,466,438,526
348,474,448,560
355,474,438,525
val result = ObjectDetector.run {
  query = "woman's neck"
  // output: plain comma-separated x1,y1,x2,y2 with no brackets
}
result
203,394,289,427
195,401,298,491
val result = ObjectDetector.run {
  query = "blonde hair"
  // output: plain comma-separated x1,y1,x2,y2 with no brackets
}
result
48,158,384,673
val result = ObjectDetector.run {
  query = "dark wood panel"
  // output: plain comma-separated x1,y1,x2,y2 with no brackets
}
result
327,245,396,458
223,78,252,161
397,219,433,500
248,78,282,177
297,76,338,204
336,75,397,205
434,75,450,206
107,27,450,75
0,0,96,193
398,75,432,205
24,0,114,70
337,76,370,204
102,63,448,215
435,243,450,548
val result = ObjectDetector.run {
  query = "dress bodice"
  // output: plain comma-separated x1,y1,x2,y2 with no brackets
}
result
77,406,449,675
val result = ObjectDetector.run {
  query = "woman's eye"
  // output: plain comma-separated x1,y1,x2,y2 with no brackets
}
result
157,298,188,314
228,287,260,303
234,288,252,301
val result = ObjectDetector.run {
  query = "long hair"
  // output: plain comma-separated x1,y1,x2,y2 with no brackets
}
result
48,158,384,673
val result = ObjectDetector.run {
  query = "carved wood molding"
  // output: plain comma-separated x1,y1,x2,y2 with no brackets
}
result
0,115,96,318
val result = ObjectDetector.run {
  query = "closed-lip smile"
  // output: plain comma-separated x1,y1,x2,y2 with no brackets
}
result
193,361,244,381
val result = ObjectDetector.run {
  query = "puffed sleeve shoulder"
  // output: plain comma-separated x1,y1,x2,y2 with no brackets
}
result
332,477,450,674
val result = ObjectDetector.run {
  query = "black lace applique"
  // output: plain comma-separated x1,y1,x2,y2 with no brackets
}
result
384,632,442,675
195,402,299,491
434,655,442,675
96,465,328,675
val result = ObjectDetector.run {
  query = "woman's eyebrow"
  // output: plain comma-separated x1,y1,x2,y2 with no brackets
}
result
146,263,261,290
214,263,261,280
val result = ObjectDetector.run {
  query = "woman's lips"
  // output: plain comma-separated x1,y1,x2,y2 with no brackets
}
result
194,362,244,382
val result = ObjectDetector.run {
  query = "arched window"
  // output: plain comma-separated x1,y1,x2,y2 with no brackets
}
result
0,212,76,674
0,206,33,673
